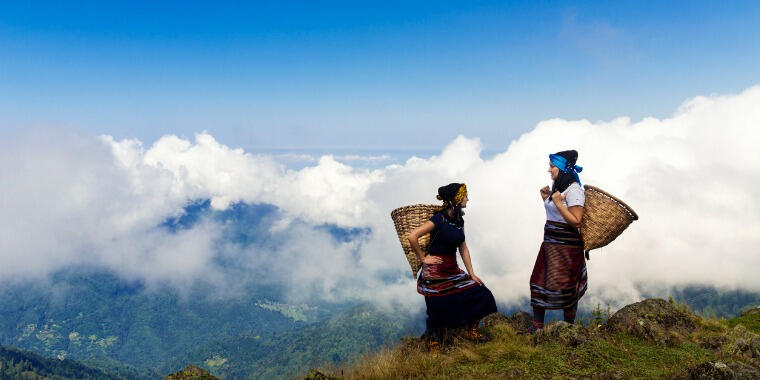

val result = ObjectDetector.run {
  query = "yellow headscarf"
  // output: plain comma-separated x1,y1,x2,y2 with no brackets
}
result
436,183,467,211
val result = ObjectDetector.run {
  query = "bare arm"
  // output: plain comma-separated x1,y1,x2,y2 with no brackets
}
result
459,241,484,285
551,191,585,228
560,205,584,228
407,221,442,265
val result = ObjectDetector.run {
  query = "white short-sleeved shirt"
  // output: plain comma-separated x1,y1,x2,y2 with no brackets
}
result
545,182,585,223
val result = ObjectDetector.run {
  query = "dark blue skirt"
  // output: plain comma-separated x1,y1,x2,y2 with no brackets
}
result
425,284,497,329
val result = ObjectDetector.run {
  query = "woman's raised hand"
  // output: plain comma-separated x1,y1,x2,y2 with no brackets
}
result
551,190,565,204
540,186,550,200
422,255,443,265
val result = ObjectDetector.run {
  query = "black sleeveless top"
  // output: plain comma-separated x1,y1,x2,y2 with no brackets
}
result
427,212,465,255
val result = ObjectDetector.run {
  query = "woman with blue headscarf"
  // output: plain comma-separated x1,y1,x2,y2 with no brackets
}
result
529,150,586,331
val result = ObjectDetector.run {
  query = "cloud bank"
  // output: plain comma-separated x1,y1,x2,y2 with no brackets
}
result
1,86,759,311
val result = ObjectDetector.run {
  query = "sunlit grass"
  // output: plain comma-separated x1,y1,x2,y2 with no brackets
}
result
321,320,723,379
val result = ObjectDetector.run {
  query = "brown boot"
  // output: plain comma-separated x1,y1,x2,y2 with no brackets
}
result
427,339,440,354
465,321,489,342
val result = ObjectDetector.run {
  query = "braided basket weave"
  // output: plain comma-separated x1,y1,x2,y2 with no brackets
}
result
390,204,440,277
580,185,639,252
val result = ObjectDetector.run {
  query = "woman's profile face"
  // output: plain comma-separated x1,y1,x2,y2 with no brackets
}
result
459,195,469,208
548,163,560,180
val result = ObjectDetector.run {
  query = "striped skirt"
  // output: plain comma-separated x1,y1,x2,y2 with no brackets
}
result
418,255,497,329
417,254,478,296
529,221,588,309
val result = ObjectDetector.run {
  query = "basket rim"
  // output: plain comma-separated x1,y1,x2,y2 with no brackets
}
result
583,185,639,221
390,203,440,217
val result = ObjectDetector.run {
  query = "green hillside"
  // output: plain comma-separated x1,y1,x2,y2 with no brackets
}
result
0,271,313,372
312,299,760,379
0,344,115,379
169,305,415,379
0,271,417,379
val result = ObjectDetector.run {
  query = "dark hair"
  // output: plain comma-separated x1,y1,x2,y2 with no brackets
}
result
437,183,465,223
551,150,579,194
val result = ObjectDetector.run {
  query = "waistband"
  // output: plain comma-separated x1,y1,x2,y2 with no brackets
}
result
543,220,583,247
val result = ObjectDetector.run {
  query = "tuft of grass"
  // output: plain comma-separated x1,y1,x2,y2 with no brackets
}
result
726,313,760,335
589,303,612,327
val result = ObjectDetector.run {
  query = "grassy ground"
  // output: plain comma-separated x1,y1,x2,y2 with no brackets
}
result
726,311,760,334
326,328,708,379
309,301,760,380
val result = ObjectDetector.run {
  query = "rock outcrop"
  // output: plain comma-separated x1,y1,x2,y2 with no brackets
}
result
482,310,532,334
685,360,760,379
604,298,697,345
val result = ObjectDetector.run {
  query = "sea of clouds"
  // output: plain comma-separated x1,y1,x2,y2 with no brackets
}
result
1,86,759,312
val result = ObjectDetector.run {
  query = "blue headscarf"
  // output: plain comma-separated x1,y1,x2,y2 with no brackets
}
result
549,153,583,187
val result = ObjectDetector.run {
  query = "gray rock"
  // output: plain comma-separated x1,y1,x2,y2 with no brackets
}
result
481,311,533,335
604,298,696,345
686,360,760,379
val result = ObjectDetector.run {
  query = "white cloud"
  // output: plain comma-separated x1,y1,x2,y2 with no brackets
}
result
274,153,317,163
0,131,222,288
334,154,392,162
1,86,759,312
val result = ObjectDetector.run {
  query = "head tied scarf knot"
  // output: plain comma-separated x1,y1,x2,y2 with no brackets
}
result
436,183,467,211
549,154,583,186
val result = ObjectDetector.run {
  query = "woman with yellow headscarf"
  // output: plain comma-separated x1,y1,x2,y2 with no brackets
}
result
408,183,497,353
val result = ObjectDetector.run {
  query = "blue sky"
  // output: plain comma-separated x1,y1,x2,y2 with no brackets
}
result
1,1,759,150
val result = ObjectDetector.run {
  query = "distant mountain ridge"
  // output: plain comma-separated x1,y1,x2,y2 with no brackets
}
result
0,269,314,374
173,305,416,379
0,269,417,378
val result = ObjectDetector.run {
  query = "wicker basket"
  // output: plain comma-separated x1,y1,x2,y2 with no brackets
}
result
580,185,639,252
390,204,440,277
